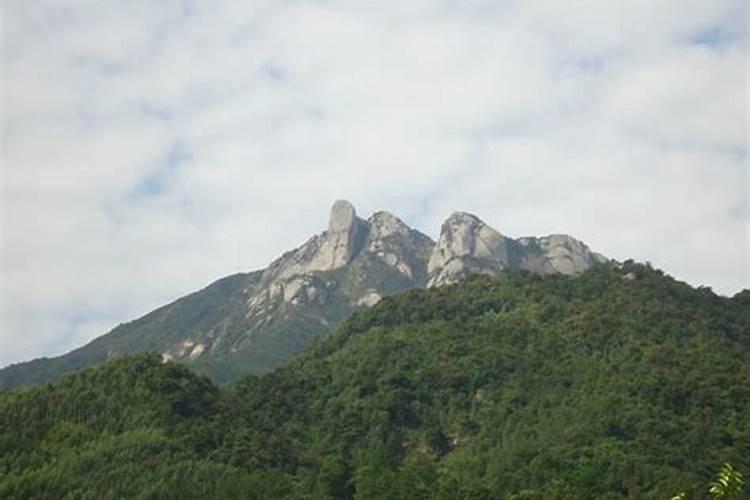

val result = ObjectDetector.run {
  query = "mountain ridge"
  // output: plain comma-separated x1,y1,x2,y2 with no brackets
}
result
0,200,606,390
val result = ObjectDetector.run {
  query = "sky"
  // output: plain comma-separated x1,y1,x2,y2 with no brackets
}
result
0,0,747,367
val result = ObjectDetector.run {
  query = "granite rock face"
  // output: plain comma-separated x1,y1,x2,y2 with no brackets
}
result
427,213,606,287
516,234,607,275
320,199,368,269
260,200,369,286
427,212,512,287
365,211,434,282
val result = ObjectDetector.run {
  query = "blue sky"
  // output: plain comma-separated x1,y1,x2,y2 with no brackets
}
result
1,0,747,366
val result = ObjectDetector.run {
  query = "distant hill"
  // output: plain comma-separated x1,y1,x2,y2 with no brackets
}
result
1,263,747,499
1,200,605,390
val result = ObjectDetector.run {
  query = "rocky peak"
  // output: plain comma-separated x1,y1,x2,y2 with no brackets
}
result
517,234,607,274
260,200,368,285
427,212,511,286
426,214,609,287
233,203,606,347
363,211,435,282
324,200,368,269
329,199,357,233
368,211,411,239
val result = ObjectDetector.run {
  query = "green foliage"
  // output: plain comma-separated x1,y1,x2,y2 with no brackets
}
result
709,463,744,499
673,462,745,500
1,263,748,498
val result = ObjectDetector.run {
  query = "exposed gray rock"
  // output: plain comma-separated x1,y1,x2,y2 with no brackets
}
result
365,211,434,281
260,200,369,285
282,275,329,305
427,213,606,287
516,234,607,275
368,211,411,240
329,199,356,232
355,290,382,307
427,212,512,286
324,200,368,268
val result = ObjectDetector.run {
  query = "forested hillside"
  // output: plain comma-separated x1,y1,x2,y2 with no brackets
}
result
1,262,748,499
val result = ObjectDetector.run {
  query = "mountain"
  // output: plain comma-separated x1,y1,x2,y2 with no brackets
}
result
1,264,747,499
0,200,606,390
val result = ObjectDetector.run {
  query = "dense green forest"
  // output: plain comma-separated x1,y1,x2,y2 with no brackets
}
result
1,262,748,499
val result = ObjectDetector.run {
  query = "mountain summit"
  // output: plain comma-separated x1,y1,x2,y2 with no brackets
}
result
0,201,606,390
428,212,606,286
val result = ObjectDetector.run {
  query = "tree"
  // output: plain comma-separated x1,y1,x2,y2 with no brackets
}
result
709,463,744,500
673,463,745,500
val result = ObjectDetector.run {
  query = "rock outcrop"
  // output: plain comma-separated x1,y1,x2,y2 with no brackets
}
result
427,212,512,287
516,234,607,275
260,200,369,286
365,211,434,281
426,213,606,286
320,200,369,269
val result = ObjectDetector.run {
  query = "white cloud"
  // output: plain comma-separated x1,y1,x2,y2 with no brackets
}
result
603,45,745,150
1,0,747,366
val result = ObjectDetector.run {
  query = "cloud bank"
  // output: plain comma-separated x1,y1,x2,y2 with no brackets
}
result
1,0,747,366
